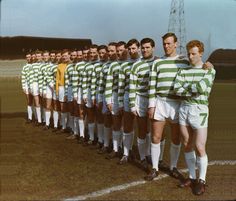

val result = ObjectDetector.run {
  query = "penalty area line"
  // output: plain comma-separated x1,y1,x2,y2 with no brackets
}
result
63,160,236,201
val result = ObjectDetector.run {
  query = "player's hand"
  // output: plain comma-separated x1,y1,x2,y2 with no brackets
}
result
64,96,67,102
131,110,138,117
43,93,47,98
83,98,87,104
107,103,112,112
92,99,96,106
148,107,155,119
203,61,214,70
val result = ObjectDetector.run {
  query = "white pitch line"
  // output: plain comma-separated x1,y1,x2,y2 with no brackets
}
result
63,160,236,201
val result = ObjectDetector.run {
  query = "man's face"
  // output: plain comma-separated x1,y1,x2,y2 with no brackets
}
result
77,51,83,62
116,45,128,61
70,51,77,62
108,45,117,61
36,53,42,62
128,44,139,59
62,52,70,63
98,49,108,61
89,48,98,61
43,52,50,62
31,54,36,62
188,46,203,66
83,50,89,61
163,36,177,56
141,42,154,59
26,54,31,63
50,53,56,62
56,53,62,63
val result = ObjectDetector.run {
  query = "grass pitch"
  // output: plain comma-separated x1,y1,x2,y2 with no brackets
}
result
0,78,236,201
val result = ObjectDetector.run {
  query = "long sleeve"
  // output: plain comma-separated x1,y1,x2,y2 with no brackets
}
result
129,67,137,111
189,69,216,95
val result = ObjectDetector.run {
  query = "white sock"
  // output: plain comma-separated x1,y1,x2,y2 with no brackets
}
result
53,111,59,128
151,142,161,170
36,107,42,123
97,123,104,143
104,126,111,147
112,130,121,152
170,142,181,170
185,151,197,179
45,111,51,126
123,132,133,156
88,123,95,141
27,105,33,120
61,112,67,129
146,133,151,156
78,119,85,138
137,137,146,161
197,155,208,182
73,117,79,135
159,139,166,161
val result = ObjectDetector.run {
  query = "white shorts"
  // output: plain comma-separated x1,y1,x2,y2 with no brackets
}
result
58,86,66,102
67,86,73,102
179,103,209,129
135,95,148,117
153,96,180,123
76,87,83,104
111,92,119,115
31,82,39,96
24,88,29,95
85,88,93,108
24,83,29,95
46,86,53,99
124,92,131,112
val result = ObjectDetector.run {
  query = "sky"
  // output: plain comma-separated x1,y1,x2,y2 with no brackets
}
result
1,0,236,59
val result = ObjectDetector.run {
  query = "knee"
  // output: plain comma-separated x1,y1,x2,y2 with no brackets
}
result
152,135,161,144
195,143,206,156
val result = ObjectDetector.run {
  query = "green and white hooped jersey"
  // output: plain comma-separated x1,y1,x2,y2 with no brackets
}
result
173,66,216,105
28,62,44,89
91,61,103,101
82,61,100,99
65,63,75,97
21,63,32,90
39,62,50,94
46,63,58,89
72,61,86,98
148,55,189,107
129,57,155,110
98,61,111,103
118,59,139,108
105,61,120,104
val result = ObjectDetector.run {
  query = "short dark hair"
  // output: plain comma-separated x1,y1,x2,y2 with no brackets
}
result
98,45,108,51
108,42,117,47
116,41,126,47
140,38,155,47
61,49,70,54
90,44,98,49
127,39,140,48
162,32,178,42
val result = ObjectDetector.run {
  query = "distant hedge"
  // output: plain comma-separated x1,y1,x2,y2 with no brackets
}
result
0,36,92,59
